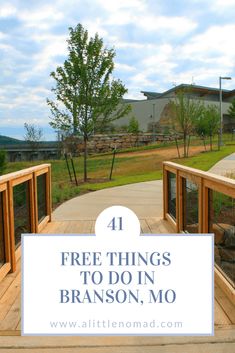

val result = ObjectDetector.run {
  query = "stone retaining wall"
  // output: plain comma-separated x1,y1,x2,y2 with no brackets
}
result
64,133,176,154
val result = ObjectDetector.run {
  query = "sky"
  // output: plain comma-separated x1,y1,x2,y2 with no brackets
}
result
0,0,235,140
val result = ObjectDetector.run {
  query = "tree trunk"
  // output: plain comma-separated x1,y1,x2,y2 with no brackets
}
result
83,136,88,182
175,137,180,158
183,131,187,158
210,135,212,151
202,135,207,152
186,134,190,157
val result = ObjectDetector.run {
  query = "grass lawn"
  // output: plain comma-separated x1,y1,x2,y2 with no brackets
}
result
176,146,235,170
3,138,235,209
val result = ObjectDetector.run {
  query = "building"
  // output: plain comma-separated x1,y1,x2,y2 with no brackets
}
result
115,84,235,132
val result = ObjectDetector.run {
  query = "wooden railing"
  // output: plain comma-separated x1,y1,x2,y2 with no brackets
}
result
0,164,51,281
163,161,235,294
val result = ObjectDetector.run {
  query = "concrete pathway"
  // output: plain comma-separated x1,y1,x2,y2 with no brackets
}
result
53,152,235,221
209,152,235,176
53,180,163,220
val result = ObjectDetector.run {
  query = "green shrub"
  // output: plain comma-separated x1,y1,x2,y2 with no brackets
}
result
127,117,140,134
0,150,7,175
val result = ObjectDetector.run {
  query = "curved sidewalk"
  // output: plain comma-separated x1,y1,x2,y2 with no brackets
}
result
53,152,235,221
53,180,163,220
208,152,235,175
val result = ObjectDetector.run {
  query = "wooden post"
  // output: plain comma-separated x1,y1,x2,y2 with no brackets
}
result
32,172,37,233
162,163,178,232
178,175,184,232
198,177,203,233
0,164,51,276
203,186,209,233
0,185,11,281
2,188,11,265
7,180,16,273
47,166,52,222
162,164,168,220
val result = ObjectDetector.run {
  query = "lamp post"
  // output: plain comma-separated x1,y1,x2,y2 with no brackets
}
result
152,103,156,142
218,76,231,149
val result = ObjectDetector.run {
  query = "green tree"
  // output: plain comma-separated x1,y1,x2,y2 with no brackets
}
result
47,24,131,181
193,105,207,150
170,87,204,157
127,116,140,134
203,105,220,151
194,104,220,151
228,98,235,119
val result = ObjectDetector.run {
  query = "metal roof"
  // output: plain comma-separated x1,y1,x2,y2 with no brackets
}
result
141,84,235,99
141,91,162,99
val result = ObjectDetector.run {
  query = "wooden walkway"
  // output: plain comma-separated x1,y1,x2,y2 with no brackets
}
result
0,218,234,352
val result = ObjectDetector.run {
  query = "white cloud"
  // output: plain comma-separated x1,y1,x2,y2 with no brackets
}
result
129,72,155,88
0,31,7,40
97,0,196,36
105,11,134,26
137,15,197,35
82,19,108,37
31,33,67,43
0,116,46,126
96,0,146,12
0,4,17,18
0,42,27,61
1,0,235,132
7,91,45,109
183,0,235,10
16,34,68,81
181,25,235,61
18,5,64,29
105,12,197,36
33,46,66,73
142,44,177,73
0,84,49,106
125,23,235,96
125,89,145,100
114,41,149,49
219,0,235,4
213,0,235,8
129,44,178,89
0,43,13,52
115,62,136,72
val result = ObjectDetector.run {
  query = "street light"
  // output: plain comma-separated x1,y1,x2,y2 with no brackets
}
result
218,76,232,149
152,103,156,142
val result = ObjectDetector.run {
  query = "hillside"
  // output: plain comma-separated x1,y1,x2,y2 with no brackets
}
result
0,135,24,145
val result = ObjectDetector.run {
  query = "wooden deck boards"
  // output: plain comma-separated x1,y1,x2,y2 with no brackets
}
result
0,218,234,352
42,218,172,234
0,329,235,351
